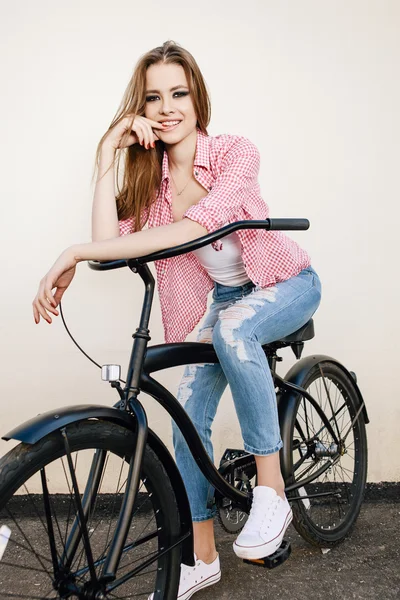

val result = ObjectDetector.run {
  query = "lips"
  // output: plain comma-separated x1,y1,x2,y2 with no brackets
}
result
160,120,182,131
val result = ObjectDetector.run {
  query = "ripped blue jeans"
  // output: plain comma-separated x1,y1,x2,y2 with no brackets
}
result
172,265,322,521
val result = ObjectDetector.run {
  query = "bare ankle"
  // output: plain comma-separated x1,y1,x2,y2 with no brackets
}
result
196,550,218,564
254,453,286,501
277,489,286,501
193,519,217,564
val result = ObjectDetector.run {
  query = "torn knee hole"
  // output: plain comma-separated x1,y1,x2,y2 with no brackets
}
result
197,326,213,344
216,288,277,361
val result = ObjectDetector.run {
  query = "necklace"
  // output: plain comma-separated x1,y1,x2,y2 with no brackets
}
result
169,170,193,196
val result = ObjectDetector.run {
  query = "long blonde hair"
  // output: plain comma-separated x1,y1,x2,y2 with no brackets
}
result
93,40,211,232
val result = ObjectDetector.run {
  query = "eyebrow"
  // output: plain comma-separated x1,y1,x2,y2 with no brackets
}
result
145,85,189,94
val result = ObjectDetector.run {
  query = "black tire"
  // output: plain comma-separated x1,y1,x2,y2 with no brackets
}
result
285,361,368,547
0,420,181,599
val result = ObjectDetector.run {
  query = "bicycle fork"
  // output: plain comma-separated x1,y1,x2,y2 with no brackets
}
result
53,398,149,592
102,397,148,581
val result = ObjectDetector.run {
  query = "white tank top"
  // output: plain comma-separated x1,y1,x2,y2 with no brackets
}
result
192,225,252,286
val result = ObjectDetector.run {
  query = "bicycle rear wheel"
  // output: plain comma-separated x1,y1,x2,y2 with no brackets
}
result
0,420,181,599
284,360,368,546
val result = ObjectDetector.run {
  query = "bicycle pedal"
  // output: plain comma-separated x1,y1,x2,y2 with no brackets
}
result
243,540,291,569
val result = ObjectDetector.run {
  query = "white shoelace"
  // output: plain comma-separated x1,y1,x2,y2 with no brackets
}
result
181,557,215,585
244,496,280,533
181,560,200,580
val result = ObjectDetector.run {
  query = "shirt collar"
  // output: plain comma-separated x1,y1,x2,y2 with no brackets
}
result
161,127,210,182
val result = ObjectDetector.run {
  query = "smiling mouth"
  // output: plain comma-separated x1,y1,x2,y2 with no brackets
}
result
160,120,181,130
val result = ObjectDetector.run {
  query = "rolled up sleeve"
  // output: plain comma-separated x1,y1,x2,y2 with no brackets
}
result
182,137,260,234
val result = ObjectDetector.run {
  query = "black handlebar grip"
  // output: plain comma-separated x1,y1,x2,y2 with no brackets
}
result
268,218,309,231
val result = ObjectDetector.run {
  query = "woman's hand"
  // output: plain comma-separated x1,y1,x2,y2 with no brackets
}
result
103,114,165,151
32,248,79,324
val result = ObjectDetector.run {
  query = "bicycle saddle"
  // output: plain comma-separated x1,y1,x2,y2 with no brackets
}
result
274,319,315,345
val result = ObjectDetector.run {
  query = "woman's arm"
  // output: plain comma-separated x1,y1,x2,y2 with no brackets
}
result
182,136,260,235
73,217,207,262
91,145,120,241
32,217,206,324
79,136,260,262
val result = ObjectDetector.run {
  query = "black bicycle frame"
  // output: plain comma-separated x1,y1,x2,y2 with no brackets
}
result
1,219,357,590
78,219,341,582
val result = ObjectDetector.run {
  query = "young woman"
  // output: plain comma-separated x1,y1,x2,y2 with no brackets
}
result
32,40,322,600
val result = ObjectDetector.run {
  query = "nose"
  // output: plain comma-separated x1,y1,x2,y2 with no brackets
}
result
159,97,175,115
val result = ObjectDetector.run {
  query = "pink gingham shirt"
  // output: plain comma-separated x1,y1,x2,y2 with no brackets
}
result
119,128,311,343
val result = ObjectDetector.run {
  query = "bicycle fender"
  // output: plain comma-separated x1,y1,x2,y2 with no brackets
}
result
277,354,369,481
2,404,194,566
2,404,136,444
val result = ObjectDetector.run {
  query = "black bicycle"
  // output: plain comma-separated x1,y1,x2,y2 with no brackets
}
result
0,219,368,599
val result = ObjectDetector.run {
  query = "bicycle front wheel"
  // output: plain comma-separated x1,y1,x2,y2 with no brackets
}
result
0,420,181,599
284,360,368,547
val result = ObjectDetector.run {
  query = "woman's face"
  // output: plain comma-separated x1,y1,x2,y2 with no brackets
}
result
144,62,197,145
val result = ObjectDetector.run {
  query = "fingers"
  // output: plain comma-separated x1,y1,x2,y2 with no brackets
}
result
140,120,154,149
132,116,165,149
133,119,157,150
32,279,59,324
147,118,166,129
52,289,64,308
44,280,57,311
32,302,41,324
141,122,152,149
33,298,57,324
132,121,146,148
142,118,164,148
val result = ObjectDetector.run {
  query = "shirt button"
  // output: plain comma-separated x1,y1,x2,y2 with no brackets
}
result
194,170,199,176
209,186,212,190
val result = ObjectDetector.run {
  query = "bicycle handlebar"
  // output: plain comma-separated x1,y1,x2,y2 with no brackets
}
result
88,218,309,272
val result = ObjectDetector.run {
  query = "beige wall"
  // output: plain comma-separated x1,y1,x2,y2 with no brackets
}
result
1,1,399,482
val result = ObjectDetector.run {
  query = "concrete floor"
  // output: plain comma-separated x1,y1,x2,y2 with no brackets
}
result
206,502,400,600
1,500,398,599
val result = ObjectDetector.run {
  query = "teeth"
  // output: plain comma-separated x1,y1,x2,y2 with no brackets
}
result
162,121,180,126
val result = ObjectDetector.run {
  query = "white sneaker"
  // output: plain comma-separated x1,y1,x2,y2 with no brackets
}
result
148,552,221,600
233,485,293,560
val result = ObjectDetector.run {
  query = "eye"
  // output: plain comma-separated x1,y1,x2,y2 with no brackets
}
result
145,91,189,103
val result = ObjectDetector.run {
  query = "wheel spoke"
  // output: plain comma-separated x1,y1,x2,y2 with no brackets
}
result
289,363,366,537
60,454,78,552
0,421,182,598
3,505,54,580
61,429,99,584
40,468,60,575
318,364,341,440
